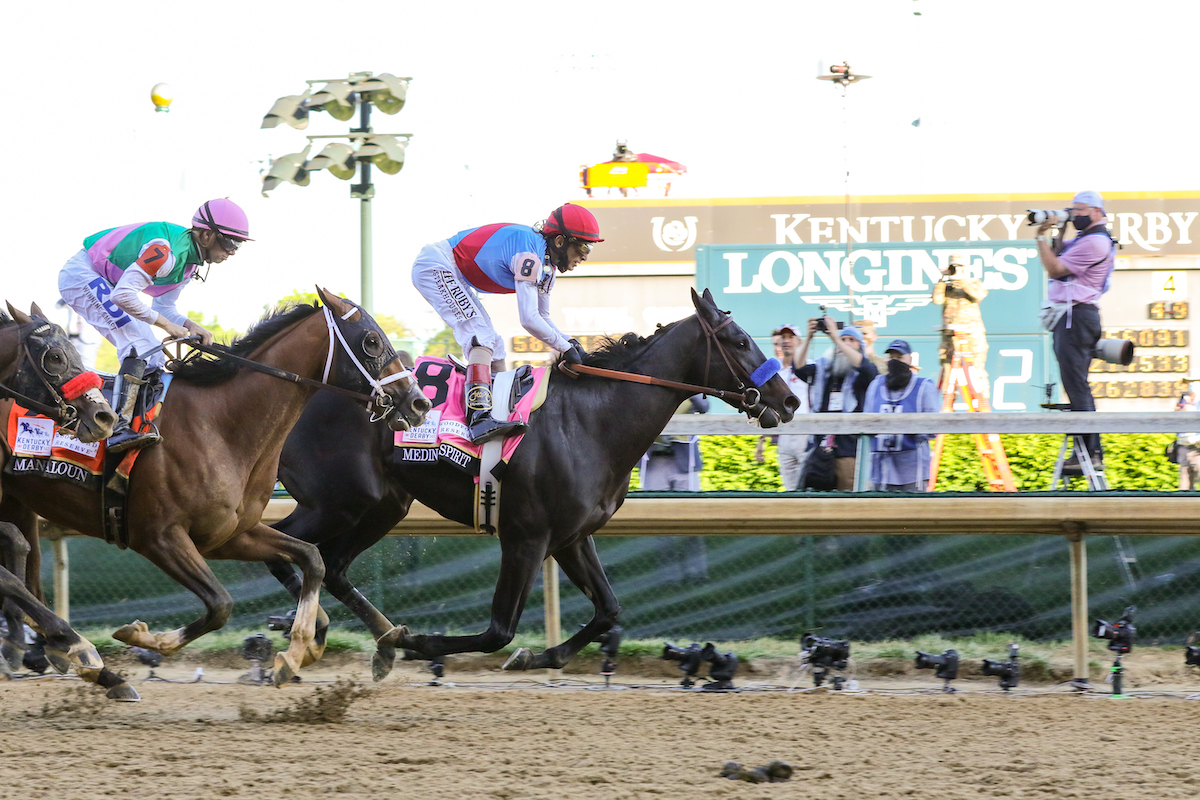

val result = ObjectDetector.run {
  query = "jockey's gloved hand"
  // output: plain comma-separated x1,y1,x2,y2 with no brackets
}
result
564,339,585,366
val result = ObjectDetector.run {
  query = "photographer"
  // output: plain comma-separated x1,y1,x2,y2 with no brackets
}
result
755,323,812,490
932,253,989,397
794,316,878,490
1035,190,1116,468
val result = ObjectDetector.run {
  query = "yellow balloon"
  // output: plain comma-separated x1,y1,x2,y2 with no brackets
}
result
151,83,173,112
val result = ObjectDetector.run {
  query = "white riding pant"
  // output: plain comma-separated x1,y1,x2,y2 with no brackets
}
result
411,240,506,361
58,249,166,369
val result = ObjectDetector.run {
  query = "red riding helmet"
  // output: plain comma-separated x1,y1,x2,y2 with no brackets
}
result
542,203,604,243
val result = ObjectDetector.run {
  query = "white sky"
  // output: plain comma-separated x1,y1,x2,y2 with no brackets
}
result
4,0,1199,338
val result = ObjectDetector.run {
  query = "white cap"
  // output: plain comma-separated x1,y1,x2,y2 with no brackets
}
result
1073,190,1105,211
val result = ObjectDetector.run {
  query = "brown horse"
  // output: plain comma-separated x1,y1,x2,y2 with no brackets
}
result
0,303,115,684
3,288,431,694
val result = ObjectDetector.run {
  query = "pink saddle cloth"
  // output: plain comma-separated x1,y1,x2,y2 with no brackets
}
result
393,357,550,476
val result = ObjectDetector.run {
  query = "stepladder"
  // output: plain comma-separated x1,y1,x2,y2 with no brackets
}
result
928,335,1016,492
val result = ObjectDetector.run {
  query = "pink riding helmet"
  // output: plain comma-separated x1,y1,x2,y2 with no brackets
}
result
192,198,253,241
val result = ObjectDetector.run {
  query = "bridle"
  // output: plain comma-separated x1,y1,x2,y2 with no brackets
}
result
171,303,414,423
558,312,782,422
0,321,101,430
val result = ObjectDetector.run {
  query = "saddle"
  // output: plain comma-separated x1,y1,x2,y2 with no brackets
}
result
392,357,547,534
3,374,168,550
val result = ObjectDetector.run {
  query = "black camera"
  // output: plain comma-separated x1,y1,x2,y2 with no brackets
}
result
662,641,738,689
266,609,296,637
914,649,959,681
242,633,273,663
800,634,850,670
1092,605,1136,654
981,643,1020,690
1185,646,1200,667
662,642,705,687
813,305,845,334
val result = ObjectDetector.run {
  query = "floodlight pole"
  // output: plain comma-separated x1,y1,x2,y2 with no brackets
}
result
350,100,376,314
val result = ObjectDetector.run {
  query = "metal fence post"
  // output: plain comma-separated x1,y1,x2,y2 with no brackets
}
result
543,556,562,679
1067,529,1089,682
51,536,69,623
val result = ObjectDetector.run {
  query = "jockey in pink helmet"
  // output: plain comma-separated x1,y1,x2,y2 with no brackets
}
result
58,198,252,452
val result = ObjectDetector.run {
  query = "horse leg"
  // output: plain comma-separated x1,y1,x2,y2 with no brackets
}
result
113,526,234,656
272,491,411,680
383,536,546,660
504,535,621,671
0,522,32,670
0,524,107,678
208,523,325,686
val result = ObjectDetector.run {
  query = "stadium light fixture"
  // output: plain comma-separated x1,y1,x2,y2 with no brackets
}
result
305,142,358,180
261,144,312,195
261,91,312,130
259,72,413,314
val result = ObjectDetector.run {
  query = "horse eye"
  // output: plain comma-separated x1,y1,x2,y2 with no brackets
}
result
362,332,385,358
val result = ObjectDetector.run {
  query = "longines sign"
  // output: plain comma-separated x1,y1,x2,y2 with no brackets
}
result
580,193,1200,261
696,242,1051,411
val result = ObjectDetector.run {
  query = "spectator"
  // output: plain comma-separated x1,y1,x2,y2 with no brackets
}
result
794,316,878,490
641,394,709,582
1034,190,1116,469
863,340,941,491
1175,387,1200,490
933,253,990,398
755,323,811,490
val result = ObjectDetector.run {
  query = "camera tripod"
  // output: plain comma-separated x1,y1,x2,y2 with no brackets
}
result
928,333,1016,491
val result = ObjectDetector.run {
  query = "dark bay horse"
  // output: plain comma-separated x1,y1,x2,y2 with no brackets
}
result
271,288,798,678
4,288,431,694
0,303,115,683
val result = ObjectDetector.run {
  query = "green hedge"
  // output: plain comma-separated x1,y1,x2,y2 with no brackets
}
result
691,433,1179,492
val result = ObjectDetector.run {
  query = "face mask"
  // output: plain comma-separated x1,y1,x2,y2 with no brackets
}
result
1072,214,1093,231
885,358,913,390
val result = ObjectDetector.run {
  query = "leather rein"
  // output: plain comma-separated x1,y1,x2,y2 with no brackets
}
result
556,313,766,411
167,304,412,419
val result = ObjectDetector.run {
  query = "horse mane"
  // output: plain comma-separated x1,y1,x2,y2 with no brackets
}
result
582,318,687,370
171,303,322,385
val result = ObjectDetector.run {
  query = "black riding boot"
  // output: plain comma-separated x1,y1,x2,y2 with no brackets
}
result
465,366,527,445
107,355,162,453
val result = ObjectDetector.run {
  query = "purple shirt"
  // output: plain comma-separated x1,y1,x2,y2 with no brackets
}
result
1047,224,1115,305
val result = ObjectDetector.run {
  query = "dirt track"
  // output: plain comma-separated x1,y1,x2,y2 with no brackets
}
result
2,657,1197,800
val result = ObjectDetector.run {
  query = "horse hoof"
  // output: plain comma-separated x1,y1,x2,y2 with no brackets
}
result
112,621,150,646
43,648,71,675
372,646,396,682
273,654,296,688
502,647,533,671
106,683,141,702
1,640,25,671
376,625,408,650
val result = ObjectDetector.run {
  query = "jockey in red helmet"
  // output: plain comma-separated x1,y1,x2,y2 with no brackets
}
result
411,203,603,444
58,198,252,452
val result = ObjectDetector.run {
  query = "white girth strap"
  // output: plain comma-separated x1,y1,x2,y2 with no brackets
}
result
475,369,519,535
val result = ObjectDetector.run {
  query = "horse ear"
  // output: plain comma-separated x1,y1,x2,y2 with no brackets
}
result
30,301,46,319
691,287,718,318
7,302,31,325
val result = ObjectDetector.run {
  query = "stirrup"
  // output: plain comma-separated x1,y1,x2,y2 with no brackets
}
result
468,416,527,445
107,426,161,454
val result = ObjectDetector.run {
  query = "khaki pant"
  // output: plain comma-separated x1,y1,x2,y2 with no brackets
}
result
835,457,856,491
